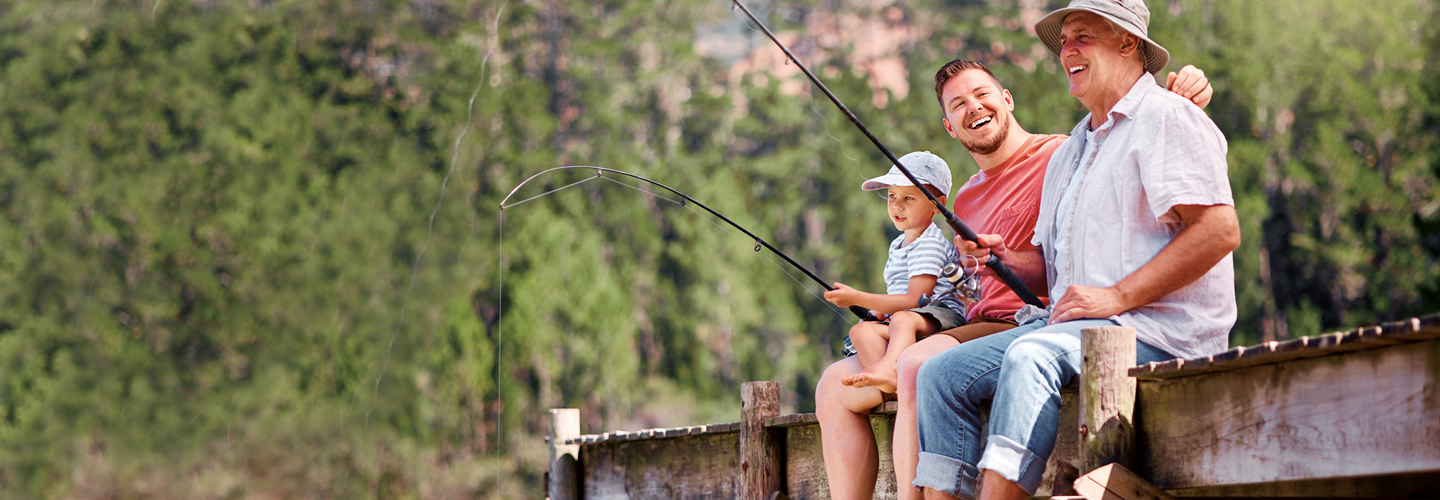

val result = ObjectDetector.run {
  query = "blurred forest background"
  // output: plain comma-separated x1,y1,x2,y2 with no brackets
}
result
1,0,1437,497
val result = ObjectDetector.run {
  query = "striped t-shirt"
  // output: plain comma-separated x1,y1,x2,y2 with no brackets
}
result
882,223,965,315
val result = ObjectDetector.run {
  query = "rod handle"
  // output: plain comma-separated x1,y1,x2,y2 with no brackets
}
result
987,254,1045,308
848,305,879,322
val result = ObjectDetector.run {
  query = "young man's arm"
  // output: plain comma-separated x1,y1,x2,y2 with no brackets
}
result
953,234,1049,296
825,274,939,316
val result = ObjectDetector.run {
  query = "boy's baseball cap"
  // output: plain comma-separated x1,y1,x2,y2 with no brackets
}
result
861,151,952,199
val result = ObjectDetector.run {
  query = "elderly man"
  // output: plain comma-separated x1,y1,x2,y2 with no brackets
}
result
911,1,1240,499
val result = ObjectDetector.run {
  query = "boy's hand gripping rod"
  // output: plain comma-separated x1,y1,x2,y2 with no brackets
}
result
730,0,1045,308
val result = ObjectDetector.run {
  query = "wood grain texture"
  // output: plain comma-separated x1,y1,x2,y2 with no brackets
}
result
1073,463,1176,500
1132,313,1440,380
1081,326,1138,473
1137,338,1440,489
781,412,897,500
742,381,783,500
581,431,741,500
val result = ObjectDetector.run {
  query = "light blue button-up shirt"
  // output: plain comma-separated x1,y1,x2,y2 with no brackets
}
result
1028,74,1235,360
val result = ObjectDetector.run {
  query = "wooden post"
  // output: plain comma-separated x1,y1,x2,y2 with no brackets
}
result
1079,326,1137,473
740,381,782,500
548,408,581,500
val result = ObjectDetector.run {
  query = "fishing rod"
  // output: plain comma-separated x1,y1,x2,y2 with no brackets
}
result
729,0,1046,308
500,166,879,322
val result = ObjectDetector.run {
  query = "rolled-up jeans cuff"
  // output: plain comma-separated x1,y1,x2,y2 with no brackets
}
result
975,435,1046,494
913,452,980,499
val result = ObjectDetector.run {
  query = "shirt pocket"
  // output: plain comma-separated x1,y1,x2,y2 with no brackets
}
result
993,196,1039,237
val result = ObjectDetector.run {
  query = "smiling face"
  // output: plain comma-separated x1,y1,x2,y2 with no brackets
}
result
886,185,941,235
1058,12,1143,111
940,68,1014,156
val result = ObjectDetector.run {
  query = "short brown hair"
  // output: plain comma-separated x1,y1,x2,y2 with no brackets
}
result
933,60,1003,109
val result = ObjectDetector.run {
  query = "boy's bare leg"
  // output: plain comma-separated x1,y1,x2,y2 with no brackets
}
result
844,311,936,393
847,320,891,369
893,334,959,500
816,356,883,500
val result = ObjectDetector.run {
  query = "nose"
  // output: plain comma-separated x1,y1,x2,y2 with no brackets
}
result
1060,37,1079,57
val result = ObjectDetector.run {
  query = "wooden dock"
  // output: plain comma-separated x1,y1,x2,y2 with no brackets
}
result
545,314,1440,499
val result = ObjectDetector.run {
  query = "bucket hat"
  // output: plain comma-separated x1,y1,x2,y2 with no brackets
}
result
1033,0,1171,75
862,151,951,200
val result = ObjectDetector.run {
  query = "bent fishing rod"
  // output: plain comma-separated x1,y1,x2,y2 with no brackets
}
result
729,0,1045,308
500,166,879,322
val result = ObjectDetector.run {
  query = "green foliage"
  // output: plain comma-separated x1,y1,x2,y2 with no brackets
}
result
0,0,1435,497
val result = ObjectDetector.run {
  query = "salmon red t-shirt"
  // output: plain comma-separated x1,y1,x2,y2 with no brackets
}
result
951,134,1064,321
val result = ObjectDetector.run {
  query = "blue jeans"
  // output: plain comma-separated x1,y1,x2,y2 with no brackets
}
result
912,319,1174,498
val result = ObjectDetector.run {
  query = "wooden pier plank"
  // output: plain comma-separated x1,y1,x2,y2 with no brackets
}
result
581,431,741,500
1136,338,1440,490
1131,313,1440,380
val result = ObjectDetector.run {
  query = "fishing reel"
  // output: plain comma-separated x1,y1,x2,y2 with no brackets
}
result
918,256,983,308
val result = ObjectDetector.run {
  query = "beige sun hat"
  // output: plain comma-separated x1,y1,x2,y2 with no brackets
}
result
1033,0,1171,75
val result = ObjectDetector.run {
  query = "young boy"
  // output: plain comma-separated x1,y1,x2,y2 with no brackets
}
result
823,151,973,396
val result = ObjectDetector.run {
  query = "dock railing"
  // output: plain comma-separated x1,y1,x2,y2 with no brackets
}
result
547,314,1440,499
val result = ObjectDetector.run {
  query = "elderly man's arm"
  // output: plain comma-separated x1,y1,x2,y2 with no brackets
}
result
1049,204,1240,323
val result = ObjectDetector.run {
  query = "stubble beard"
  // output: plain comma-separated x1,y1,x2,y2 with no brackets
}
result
961,111,1010,156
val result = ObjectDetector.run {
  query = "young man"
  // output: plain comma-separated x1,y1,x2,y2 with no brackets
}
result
814,59,1213,500
913,1,1239,499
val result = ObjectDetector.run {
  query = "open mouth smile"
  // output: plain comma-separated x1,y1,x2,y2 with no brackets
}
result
969,116,993,130
1068,64,1088,76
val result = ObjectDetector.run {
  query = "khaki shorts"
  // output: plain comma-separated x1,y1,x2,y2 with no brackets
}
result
933,316,1020,344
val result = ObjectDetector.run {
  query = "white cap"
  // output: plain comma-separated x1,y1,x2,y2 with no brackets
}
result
861,151,952,200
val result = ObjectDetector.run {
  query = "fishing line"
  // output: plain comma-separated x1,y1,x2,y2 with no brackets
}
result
486,0,512,463
598,175,685,206
501,166,876,324
595,175,856,325
502,175,603,208
495,211,505,457
730,2,870,183
731,0,1046,308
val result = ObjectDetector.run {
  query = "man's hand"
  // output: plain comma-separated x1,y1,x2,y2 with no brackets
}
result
824,282,864,308
953,234,1007,277
1050,284,1127,323
1165,64,1212,109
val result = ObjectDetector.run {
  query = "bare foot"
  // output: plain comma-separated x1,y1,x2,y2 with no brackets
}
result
841,364,899,393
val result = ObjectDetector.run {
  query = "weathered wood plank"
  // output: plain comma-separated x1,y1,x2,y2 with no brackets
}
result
1132,313,1440,380
1136,338,1440,489
581,431,741,500
567,422,741,445
1073,463,1176,500
782,412,898,500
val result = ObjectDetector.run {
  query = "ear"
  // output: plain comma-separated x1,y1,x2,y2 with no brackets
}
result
943,117,960,139
1118,33,1141,58
1003,89,1015,112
